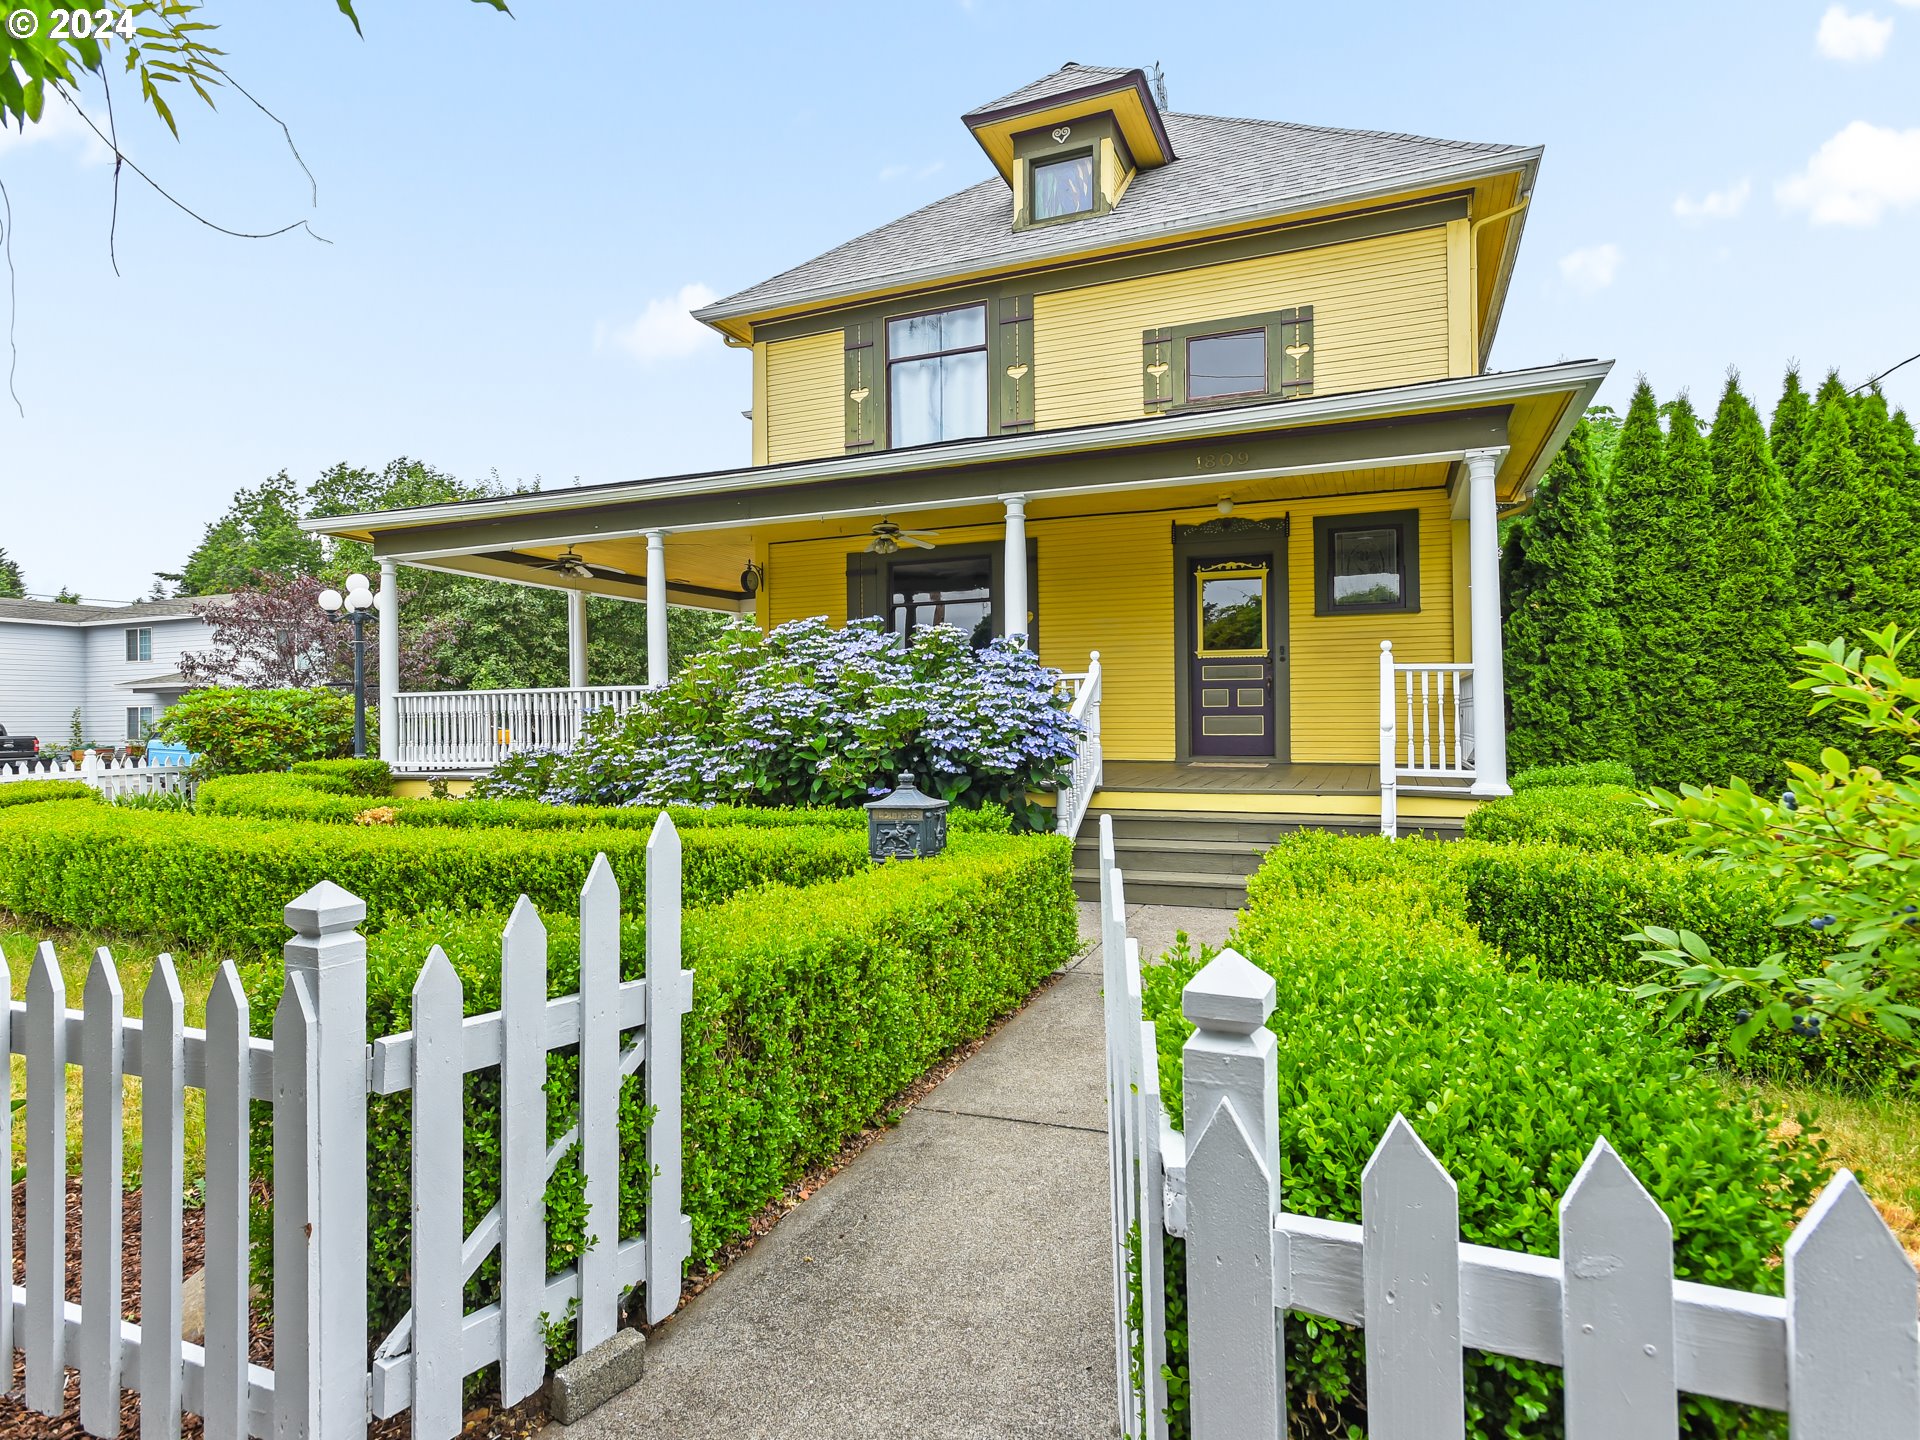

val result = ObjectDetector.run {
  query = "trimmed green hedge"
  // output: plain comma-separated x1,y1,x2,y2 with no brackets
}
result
288,757,394,795
1509,760,1637,791
237,832,1077,1359
0,780,97,809
1464,783,1677,853
1143,832,1829,1439
197,768,1015,835
0,801,873,953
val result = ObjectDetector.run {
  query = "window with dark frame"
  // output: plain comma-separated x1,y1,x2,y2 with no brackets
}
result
1186,329,1267,401
887,305,989,448
1313,510,1419,615
125,705,153,741
125,627,151,662
887,554,995,649
1031,153,1094,221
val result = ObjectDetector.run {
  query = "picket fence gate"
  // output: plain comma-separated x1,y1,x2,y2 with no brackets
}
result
0,748,191,799
1097,815,1920,1440
5,812,693,1440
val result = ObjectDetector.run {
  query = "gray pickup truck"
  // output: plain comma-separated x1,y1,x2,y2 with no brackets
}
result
0,725,41,771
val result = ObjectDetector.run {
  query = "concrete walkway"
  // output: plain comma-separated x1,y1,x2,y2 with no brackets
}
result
541,904,1232,1440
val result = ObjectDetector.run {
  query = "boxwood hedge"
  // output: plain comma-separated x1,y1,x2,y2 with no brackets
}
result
1463,782,1678,853
1142,832,1830,1439
0,779,97,808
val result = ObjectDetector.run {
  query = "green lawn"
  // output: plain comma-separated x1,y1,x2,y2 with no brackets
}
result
2,910,227,1187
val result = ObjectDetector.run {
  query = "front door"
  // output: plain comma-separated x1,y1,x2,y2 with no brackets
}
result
1189,557,1278,758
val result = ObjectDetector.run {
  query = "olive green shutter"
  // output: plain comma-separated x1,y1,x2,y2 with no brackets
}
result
846,552,883,620
1142,327,1175,410
997,295,1035,433
1276,306,1314,398
844,322,879,451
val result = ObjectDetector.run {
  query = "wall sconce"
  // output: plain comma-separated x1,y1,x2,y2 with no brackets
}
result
740,561,765,596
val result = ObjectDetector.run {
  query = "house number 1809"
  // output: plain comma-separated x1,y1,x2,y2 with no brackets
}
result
1194,450,1251,471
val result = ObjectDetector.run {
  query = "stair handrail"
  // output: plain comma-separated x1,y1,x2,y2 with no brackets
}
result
1055,652,1103,840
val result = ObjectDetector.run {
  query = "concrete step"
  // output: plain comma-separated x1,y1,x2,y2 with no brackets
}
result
1082,809,1378,844
1080,835,1269,878
1071,866,1247,910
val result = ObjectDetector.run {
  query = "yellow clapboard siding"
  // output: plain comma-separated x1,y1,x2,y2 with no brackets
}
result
1033,226,1452,429
764,331,844,464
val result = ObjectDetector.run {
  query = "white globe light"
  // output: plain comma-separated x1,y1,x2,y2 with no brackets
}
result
372,590,385,611
345,572,370,593
318,588,343,612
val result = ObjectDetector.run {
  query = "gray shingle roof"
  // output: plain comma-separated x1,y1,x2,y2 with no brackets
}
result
965,63,1139,118
698,110,1536,326
0,595,224,624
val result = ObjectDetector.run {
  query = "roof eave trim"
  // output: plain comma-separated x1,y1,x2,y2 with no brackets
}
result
691,145,1543,335
303,359,1613,541
1477,150,1542,369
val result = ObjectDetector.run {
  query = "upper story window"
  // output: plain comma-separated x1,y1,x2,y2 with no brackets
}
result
888,305,989,448
125,627,152,662
1031,153,1094,221
1186,329,1268,402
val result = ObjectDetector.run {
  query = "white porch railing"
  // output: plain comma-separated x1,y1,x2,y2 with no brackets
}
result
1054,651,1104,840
0,749,192,798
393,686,650,771
1096,821,1920,1439
1378,641,1475,837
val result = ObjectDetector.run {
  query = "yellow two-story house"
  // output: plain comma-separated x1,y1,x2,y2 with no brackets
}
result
313,64,1608,890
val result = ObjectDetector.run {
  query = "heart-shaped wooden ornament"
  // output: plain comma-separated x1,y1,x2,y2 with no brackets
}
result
1051,126,1072,143
849,387,870,403
1285,343,1311,359
1006,363,1030,380
1147,362,1169,378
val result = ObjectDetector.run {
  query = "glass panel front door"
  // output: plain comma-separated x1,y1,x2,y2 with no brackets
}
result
1190,558,1276,757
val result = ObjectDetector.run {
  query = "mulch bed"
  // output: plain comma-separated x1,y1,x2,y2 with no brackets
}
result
0,962,1074,1438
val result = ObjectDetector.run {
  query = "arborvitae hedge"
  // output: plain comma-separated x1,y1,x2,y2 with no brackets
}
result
1500,420,1631,770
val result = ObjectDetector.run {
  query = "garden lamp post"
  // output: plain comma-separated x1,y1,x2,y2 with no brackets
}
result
317,573,381,759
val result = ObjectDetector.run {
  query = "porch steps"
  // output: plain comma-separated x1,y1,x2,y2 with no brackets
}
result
1071,807,1464,910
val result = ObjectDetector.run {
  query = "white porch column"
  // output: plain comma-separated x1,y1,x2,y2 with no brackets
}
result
566,590,589,689
645,530,669,687
1001,494,1028,642
1464,447,1511,796
376,559,400,764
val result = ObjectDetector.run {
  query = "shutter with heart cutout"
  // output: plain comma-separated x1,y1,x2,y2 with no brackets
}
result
844,322,879,451
1142,327,1174,411
1277,306,1314,398
997,294,1035,433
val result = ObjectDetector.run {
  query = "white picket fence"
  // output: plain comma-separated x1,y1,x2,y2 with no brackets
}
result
391,686,650,771
1097,814,1920,1439
0,748,192,798
1054,652,1104,840
1377,640,1475,837
5,813,693,1439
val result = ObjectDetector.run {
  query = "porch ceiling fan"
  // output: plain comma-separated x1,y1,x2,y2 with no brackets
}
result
865,519,938,556
534,547,596,580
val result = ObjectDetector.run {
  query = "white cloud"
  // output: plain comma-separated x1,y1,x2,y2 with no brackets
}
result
0,86,113,165
1559,243,1622,293
878,160,945,183
1777,121,1920,224
595,283,720,363
1673,178,1752,223
1816,5,1893,60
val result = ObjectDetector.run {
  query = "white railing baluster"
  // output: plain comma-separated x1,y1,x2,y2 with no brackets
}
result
202,963,251,1440
498,898,549,1406
26,942,69,1414
577,855,621,1352
141,955,186,1440
411,947,465,1440
80,948,125,1438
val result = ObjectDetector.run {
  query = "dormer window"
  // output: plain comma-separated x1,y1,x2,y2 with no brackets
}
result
1032,153,1094,221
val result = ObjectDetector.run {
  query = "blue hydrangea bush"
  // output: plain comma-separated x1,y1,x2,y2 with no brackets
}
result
476,618,1083,829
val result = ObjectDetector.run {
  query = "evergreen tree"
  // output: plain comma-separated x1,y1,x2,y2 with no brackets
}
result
1702,375,1798,783
0,548,24,599
1607,380,1687,782
1501,420,1632,769
1847,388,1920,629
1769,367,1813,492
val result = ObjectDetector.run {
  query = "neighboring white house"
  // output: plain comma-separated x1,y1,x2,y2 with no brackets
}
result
0,596,227,748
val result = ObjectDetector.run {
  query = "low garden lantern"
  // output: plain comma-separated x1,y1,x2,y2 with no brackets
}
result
865,773,948,861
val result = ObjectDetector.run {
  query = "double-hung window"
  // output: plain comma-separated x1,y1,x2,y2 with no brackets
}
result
125,705,153,741
887,305,988,448
125,627,152,662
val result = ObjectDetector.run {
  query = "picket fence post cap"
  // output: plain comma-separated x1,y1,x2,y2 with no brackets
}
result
284,879,368,936
1182,948,1276,1034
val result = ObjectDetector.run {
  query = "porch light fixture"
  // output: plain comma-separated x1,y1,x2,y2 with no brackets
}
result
1216,498,1236,517
317,573,379,759
740,561,764,596
865,773,949,861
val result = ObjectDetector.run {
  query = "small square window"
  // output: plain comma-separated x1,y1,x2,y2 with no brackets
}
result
1031,153,1094,221
125,627,152,662
1186,330,1267,401
1313,510,1420,615
126,706,153,741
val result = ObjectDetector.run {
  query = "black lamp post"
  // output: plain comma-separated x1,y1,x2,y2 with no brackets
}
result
318,573,380,759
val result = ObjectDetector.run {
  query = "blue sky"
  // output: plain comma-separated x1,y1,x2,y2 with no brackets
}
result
2,0,1917,601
